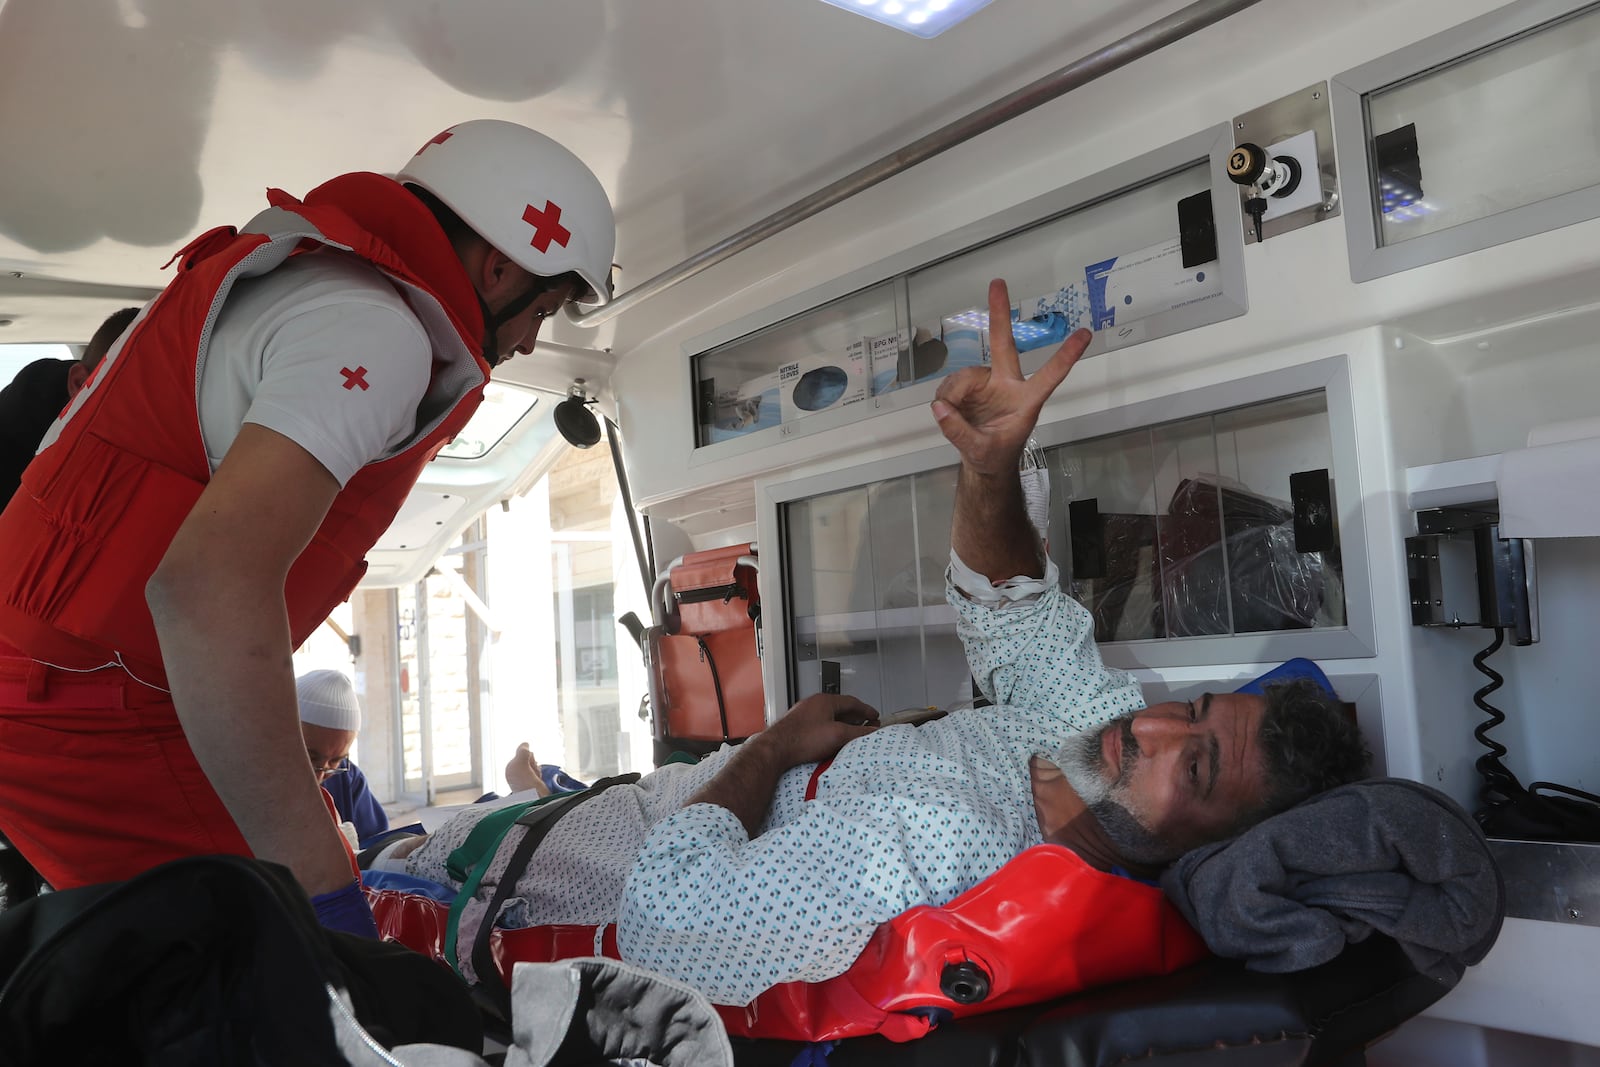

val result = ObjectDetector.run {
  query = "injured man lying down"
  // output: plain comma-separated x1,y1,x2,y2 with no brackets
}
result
366,290,1370,1006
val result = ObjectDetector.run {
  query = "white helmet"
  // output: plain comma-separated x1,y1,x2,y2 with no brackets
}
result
397,119,616,306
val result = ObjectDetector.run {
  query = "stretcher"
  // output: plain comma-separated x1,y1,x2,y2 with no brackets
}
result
367,842,1210,1043
365,659,1344,1043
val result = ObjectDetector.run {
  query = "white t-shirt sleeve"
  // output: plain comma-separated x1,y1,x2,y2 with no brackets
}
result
198,253,437,487
240,300,431,487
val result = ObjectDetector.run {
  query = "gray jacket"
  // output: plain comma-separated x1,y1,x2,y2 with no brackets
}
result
1161,777,1505,983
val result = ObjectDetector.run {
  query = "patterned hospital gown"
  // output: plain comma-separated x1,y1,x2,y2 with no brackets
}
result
404,556,1142,1005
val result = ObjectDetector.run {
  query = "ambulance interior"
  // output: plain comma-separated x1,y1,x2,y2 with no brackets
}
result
3,0,1600,1062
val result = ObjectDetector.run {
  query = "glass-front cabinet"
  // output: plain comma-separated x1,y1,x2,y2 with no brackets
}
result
764,359,1373,709
904,161,1221,375
690,124,1247,459
1336,0,1600,280
693,282,905,446
783,468,964,715
1050,392,1345,647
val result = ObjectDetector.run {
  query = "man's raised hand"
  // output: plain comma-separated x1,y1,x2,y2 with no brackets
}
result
929,279,1090,474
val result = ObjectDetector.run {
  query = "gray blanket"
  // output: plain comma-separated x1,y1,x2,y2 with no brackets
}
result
1161,778,1504,984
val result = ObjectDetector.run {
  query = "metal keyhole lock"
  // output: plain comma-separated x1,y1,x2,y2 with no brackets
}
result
1227,142,1304,243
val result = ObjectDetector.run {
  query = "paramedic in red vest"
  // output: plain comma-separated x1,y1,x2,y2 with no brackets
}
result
0,306,138,510
0,120,616,936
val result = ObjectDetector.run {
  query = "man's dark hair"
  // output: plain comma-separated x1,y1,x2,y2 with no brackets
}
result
82,307,139,372
1249,678,1372,825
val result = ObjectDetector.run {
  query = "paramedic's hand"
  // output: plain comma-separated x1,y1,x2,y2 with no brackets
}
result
931,279,1090,475
759,693,880,768
311,878,380,940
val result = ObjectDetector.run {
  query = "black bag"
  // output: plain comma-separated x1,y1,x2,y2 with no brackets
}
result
0,833,45,913
0,854,481,1066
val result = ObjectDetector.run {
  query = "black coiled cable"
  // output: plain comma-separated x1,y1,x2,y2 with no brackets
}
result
1472,627,1600,839
1530,780,1600,806
1471,627,1526,813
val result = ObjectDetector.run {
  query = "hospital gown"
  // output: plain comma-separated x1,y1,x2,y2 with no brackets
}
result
404,556,1142,1005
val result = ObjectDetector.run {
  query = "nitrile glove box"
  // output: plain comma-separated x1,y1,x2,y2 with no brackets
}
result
1017,279,1093,327
778,344,868,424
1084,237,1221,330
1015,280,1093,354
699,372,781,443
938,310,990,377
868,332,903,396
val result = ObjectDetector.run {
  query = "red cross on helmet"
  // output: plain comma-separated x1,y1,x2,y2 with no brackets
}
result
397,119,616,306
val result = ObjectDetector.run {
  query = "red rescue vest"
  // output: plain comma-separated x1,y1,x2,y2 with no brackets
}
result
0,173,488,689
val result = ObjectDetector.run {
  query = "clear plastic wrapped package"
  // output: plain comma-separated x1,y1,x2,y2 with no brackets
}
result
1161,475,1338,637
1163,515,1339,637
1070,476,1341,641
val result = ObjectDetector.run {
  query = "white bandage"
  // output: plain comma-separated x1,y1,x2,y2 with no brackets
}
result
948,551,1060,606
369,835,421,874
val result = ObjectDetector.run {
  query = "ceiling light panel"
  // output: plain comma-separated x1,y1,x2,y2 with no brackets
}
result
818,0,995,39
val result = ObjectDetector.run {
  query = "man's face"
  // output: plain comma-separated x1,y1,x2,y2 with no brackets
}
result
487,274,578,365
1052,692,1269,866
302,722,358,782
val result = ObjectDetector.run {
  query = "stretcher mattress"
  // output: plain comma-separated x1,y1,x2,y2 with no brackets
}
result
368,659,1338,1043
368,843,1210,1043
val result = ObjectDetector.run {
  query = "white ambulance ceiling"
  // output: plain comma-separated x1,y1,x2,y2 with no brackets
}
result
0,0,1198,374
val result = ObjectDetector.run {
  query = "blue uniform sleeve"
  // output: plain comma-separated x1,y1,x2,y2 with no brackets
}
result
331,762,390,849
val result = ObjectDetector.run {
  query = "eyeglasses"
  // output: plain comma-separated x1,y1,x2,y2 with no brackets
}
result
309,755,351,780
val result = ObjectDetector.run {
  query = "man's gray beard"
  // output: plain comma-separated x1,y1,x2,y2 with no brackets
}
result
1049,720,1185,869
1051,727,1115,806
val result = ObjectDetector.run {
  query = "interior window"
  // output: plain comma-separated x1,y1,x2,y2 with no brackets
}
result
349,442,651,807
435,383,538,460
520,443,650,783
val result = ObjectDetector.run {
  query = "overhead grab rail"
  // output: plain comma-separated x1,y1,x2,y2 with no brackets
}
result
568,0,1267,329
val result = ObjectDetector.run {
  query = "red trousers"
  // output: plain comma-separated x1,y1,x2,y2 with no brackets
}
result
0,642,251,889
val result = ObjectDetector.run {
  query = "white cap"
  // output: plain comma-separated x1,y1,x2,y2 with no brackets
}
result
296,670,362,732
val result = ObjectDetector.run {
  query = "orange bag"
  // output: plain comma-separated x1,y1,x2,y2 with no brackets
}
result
645,543,764,763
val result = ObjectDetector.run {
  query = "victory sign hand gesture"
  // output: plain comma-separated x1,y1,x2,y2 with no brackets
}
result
930,279,1092,474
